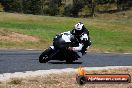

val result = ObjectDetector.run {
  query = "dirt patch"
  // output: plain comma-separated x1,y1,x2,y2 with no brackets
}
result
0,29,39,42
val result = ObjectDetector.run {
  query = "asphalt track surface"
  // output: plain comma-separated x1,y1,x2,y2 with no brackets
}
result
0,50,132,74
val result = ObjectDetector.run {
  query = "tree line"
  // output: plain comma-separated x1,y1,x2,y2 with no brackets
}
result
0,0,131,17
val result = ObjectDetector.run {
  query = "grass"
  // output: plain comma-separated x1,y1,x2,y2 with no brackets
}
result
0,10,132,53
9,78,23,85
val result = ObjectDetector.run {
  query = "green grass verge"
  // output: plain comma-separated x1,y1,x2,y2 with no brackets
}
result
0,11,132,53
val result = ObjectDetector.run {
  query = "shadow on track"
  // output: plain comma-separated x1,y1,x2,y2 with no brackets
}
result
48,61,82,64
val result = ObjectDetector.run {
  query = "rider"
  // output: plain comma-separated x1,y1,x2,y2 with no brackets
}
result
69,22,91,55
50,22,91,55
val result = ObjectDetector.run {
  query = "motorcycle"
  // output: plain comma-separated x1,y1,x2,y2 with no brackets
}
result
39,33,81,63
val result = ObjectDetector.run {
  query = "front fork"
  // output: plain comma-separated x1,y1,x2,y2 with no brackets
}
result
47,47,60,59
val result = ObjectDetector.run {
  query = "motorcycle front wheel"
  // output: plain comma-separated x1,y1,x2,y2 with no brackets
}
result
39,54,49,63
39,48,52,63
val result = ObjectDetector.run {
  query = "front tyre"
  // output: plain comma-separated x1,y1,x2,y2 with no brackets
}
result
39,54,49,63
39,48,53,63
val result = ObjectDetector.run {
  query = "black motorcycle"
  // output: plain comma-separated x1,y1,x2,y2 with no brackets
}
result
39,33,80,63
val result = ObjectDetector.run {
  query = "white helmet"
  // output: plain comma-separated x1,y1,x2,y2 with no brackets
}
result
75,22,84,30
74,22,84,35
